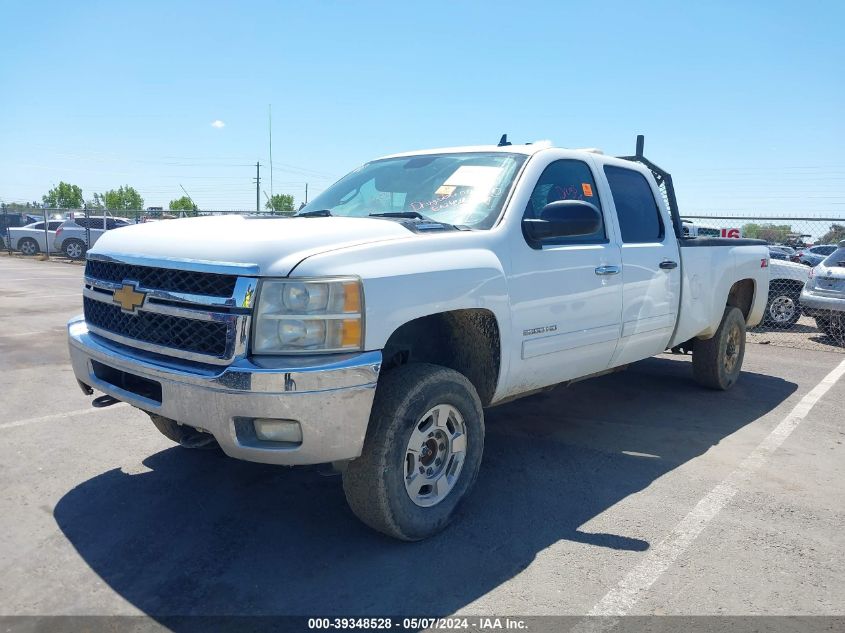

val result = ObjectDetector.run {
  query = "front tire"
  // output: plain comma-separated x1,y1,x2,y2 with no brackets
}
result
18,238,40,256
343,363,484,541
693,306,746,390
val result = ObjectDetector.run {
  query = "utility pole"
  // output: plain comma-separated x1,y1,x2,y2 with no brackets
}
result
268,104,274,201
305,182,308,204
253,162,261,212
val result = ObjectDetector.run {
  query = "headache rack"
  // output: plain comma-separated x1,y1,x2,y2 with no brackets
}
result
618,134,684,240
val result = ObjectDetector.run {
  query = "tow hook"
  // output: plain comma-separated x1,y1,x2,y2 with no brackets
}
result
91,394,121,408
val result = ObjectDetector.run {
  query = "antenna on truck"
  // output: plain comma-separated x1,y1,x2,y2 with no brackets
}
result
497,134,512,147
619,134,683,239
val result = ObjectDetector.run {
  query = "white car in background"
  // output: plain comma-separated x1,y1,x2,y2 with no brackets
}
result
764,258,811,327
53,216,132,259
5,219,65,255
801,241,845,344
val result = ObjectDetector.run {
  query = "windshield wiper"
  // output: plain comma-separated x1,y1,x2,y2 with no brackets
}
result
297,209,333,217
369,211,426,220
368,211,471,231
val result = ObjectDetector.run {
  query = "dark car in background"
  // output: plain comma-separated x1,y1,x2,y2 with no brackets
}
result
791,244,837,266
1,212,40,234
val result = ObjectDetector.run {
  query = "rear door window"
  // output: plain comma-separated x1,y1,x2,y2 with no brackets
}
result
604,166,664,243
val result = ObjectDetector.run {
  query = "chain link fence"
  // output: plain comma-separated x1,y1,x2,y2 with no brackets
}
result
3,206,844,351
683,214,845,352
1,207,285,260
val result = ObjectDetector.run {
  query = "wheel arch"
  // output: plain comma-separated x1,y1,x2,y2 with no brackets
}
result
726,278,756,321
380,309,501,407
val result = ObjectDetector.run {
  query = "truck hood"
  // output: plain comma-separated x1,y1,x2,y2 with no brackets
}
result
89,215,415,276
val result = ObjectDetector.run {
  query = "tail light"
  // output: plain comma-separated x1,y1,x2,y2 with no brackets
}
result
56,227,63,237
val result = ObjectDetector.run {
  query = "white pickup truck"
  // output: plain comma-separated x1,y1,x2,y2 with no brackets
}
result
68,136,769,540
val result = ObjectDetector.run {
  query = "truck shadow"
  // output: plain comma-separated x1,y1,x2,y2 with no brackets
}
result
53,355,796,617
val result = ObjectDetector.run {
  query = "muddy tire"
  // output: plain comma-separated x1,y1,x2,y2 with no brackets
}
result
149,413,219,449
693,306,746,390
342,363,484,541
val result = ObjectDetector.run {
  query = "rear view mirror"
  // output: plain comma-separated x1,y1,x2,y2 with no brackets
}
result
522,200,602,248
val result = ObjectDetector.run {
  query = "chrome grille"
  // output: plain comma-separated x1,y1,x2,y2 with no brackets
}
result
85,260,237,297
83,297,229,357
82,255,256,364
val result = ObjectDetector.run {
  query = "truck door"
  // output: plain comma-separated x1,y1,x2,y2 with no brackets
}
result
506,158,623,392
601,165,681,366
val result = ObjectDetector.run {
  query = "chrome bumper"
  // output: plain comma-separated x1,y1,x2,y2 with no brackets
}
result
800,289,845,315
67,315,381,465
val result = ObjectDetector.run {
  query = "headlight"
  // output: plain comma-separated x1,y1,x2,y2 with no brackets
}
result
252,278,363,354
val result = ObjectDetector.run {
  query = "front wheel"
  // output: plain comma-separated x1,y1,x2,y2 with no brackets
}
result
692,306,746,390
342,363,484,541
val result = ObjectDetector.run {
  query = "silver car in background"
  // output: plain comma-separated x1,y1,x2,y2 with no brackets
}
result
53,216,132,259
5,219,64,255
801,240,845,344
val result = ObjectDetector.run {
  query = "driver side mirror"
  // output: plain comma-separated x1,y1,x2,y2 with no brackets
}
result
522,200,602,248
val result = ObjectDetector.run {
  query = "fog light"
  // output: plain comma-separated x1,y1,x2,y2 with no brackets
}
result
254,418,303,444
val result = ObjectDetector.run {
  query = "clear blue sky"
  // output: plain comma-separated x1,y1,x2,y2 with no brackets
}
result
1,0,843,214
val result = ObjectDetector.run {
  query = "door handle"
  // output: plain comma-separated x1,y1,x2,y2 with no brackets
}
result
595,265,621,276
659,260,678,270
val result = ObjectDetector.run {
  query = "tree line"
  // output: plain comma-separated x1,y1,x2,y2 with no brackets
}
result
742,222,845,245
18,181,298,213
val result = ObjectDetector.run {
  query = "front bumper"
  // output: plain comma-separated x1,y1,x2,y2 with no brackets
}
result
67,315,381,465
799,289,845,316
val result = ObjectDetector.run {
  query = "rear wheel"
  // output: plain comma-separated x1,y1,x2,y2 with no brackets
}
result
693,306,746,390
18,238,40,256
816,314,845,345
342,363,484,541
763,284,802,327
148,413,219,449
63,238,86,260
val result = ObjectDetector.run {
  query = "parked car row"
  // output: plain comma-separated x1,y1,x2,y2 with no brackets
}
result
3,216,131,258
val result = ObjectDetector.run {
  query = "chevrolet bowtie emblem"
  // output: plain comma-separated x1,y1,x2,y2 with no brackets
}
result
113,282,146,313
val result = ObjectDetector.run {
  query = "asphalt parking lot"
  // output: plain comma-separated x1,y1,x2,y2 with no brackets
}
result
1,255,843,622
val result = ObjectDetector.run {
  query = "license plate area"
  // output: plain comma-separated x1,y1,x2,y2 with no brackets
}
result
820,279,843,292
91,360,163,403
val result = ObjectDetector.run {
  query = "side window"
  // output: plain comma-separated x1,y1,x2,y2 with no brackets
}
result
48,221,63,230
524,159,605,245
73,218,88,229
30,222,45,230
603,166,664,243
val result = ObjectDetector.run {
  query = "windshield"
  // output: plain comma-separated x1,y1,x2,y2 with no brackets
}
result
299,152,527,229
